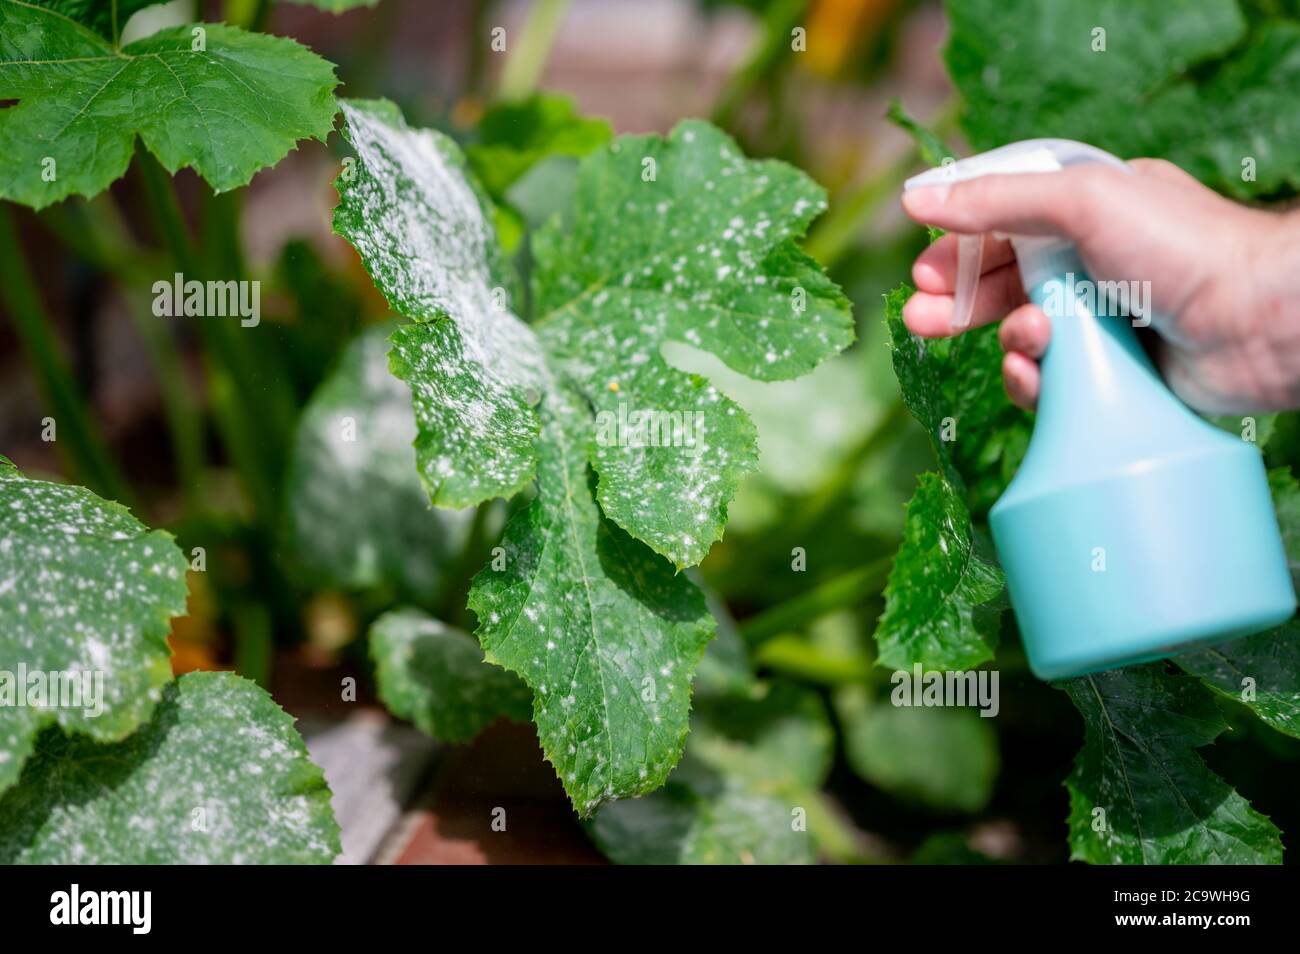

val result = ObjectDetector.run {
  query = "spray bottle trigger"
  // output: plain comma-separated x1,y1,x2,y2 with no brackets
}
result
952,233,984,332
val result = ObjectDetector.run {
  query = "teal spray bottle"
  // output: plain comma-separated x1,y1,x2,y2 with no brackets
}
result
903,139,1296,680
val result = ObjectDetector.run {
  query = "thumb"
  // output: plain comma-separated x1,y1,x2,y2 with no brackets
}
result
901,166,1121,240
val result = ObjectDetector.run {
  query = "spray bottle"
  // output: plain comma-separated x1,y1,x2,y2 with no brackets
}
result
903,139,1295,680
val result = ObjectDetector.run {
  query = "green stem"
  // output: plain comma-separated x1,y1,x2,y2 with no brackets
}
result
739,555,893,645
0,204,134,505
42,200,206,510
442,500,495,625
710,0,808,130
135,145,284,523
804,98,960,268
496,0,571,100
232,601,274,688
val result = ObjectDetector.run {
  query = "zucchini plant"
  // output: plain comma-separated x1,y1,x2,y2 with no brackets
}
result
877,0,1300,864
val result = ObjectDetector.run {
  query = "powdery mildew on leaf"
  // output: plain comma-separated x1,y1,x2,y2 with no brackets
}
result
469,386,715,815
0,5,339,208
535,120,854,566
333,99,546,508
886,284,1029,516
1178,622,1300,740
874,473,1003,672
0,671,340,864
369,607,532,743
284,324,470,601
0,457,186,794
1063,665,1282,865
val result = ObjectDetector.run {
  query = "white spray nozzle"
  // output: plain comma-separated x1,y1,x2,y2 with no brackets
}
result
903,139,1131,332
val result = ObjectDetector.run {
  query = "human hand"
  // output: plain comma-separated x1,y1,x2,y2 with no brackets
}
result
900,159,1300,413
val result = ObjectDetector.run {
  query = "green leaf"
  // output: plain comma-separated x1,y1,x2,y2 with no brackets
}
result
588,681,830,864
0,459,187,794
369,607,532,743
334,101,848,812
1062,665,1283,864
468,386,715,815
946,0,1300,197
0,671,340,864
689,681,834,793
333,99,546,509
835,684,998,812
874,473,1004,672
534,119,854,566
284,324,471,600
886,284,1030,515
467,93,612,200
587,770,815,865
0,5,339,208
1179,622,1300,739
26,1,170,39
1267,466,1300,590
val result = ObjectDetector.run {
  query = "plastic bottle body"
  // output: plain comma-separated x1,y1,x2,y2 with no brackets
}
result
988,256,1295,680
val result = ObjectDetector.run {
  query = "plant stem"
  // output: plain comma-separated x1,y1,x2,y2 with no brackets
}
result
442,500,495,625
739,555,893,645
804,98,959,268
710,0,808,130
496,0,571,101
134,144,282,523
0,204,134,505
42,200,207,510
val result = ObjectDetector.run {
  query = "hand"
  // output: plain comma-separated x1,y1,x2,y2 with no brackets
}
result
899,159,1300,413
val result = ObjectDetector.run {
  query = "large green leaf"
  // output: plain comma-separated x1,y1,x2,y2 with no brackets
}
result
0,4,339,208
0,457,187,794
467,93,612,201
333,100,850,813
535,120,854,566
1267,466,1300,590
284,324,470,600
369,607,532,743
835,683,998,812
1179,622,1300,739
946,0,1300,197
26,0,170,39
1062,665,1282,864
0,671,340,863
468,386,715,815
588,680,830,864
874,473,1004,672
333,99,546,509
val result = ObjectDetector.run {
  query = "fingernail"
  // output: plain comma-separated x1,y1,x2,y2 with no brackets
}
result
902,184,951,216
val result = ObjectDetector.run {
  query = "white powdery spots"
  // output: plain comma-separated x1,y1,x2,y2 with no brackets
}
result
0,463,187,789
533,119,852,567
0,672,339,864
336,102,547,507
470,389,714,815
